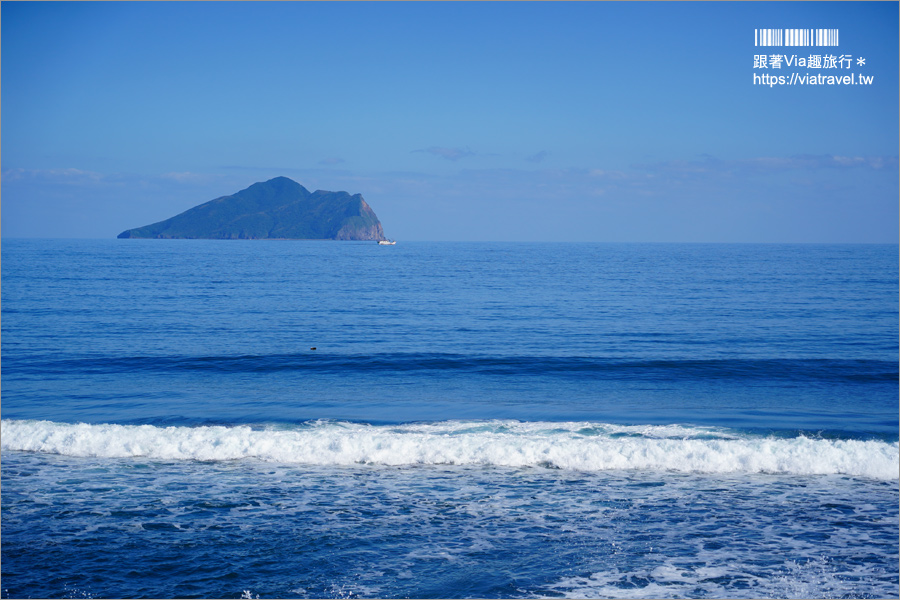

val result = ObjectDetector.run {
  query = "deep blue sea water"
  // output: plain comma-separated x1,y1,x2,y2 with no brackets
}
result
2,239,898,599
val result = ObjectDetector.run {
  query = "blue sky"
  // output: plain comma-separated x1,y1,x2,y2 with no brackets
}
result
3,1,897,241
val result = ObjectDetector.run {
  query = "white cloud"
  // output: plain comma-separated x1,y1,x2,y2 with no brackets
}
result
414,146,475,161
636,154,899,176
588,169,627,179
160,171,213,183
526,150,549,163
2,167,104,183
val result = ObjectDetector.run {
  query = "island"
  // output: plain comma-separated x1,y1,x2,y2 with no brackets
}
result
117,176,386,241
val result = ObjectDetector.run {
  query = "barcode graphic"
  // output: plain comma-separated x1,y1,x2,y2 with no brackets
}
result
755,29,839,47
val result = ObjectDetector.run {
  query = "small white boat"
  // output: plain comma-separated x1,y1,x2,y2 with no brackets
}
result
378,240,396,245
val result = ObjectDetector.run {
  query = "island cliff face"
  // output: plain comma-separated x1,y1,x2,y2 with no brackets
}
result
118,177,386,241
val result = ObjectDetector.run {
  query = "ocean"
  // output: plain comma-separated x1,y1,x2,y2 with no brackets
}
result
1,239,897,599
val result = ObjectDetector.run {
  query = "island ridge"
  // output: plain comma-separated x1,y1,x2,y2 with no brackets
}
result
118,176,386,241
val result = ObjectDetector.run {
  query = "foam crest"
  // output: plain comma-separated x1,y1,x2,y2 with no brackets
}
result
2,419,897,480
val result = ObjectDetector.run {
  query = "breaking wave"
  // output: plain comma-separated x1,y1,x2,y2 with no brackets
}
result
2,419,897,480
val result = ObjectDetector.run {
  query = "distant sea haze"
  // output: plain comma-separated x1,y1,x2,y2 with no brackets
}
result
2,239,897,599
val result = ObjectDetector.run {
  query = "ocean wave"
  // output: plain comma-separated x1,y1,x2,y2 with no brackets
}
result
6,352,897,382
2,419,897,480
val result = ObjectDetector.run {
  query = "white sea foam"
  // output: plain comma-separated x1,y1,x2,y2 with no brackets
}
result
547,557,858,600
2,419,897,480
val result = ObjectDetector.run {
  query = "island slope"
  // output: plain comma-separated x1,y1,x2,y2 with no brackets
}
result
118,177,386,240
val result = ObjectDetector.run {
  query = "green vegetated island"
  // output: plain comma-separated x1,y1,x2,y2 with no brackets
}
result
118,176,386,240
